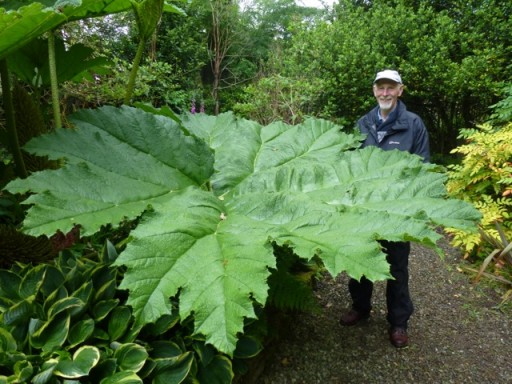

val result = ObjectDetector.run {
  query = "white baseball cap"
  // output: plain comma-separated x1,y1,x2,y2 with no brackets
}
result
374,70,402,84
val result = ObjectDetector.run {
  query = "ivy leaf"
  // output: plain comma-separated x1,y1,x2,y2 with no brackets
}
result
6,107,481,355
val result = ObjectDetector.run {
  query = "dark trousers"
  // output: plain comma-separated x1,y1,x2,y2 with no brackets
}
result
348,241,413,328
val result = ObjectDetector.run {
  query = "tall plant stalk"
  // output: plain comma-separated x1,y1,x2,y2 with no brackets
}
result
0,59,27,179
48,32,62,129
124,0,164,105
124,38,146,105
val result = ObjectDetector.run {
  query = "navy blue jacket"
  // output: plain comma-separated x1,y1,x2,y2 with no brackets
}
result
357,100,430,162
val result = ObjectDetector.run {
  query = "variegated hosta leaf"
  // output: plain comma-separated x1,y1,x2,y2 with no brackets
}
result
6,106,481,355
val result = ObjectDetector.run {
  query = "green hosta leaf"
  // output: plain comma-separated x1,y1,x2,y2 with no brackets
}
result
7,107,481,356
90,358,117,382
99,371,142,384
19,264,46,299
197,355,233,384
13,360,33,382
108,306,132,341
92,299,119,322
234,335,263,359
113,343,148,372
1,297,34,326
32,359,58,384
71,282,93,313
0,328,17,352
54,345,100,379
32,368,55,384
142,313,180,337
43,286,68,316
0,270,21,300
39,266,65,298
94,278,117,303
68,319,95,348
152,351,194,384
148,341,183,359
29,312,69,351
48,297,84,319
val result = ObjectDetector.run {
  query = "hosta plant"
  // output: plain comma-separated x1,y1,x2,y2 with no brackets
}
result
5,106,480,356
0,238,257,383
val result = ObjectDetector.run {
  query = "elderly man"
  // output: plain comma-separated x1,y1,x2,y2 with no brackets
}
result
339,70,430,348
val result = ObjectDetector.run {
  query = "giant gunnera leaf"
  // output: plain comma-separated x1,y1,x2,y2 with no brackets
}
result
5,106,480,355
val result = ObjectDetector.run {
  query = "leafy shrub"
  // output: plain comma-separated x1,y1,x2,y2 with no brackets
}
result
233,75,324,125
4,106,479,358
446,122,512,257
61,58,192,112
489,84,512,126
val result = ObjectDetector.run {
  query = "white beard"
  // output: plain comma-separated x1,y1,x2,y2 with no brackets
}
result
378,99,394,111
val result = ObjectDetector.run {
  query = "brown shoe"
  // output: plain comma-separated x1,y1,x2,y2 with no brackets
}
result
389,327,408,348
339,309,370,326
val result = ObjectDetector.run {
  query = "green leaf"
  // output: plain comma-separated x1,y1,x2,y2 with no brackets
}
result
43,285,68,316
39,266,66,298
90,358,117,383
7,107,481,356
71,282,93,312
147,341,183,359
54,345,100,379
1,297,34,326
113,343,148,373
7,106,213,236
141,313,180,337
0,328,17,352
99,371,142,384
0,3,66,60
152,351,194,384
13,360,33,382
0,270,21,300
19,264,46,299
92,299,119,322
29,312,69,351
47,297,84,319
68,319,95,348
197,355,233,384
233,335,262,359
8,37,111,86
108,306,132,341
31,361,57,384
116,189,276,354
131,0,164,40
0,1,132,60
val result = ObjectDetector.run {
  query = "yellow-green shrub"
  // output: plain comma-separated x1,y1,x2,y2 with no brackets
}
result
446,122,512,256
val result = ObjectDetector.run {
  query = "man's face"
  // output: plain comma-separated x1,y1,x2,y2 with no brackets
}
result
373,80,403,112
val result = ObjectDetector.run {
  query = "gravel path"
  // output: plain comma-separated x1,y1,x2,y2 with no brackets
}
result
256,238,512,384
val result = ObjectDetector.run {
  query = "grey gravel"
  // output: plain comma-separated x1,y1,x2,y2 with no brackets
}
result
255,238,512,384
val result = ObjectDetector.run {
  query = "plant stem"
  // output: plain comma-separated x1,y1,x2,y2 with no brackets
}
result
124,38,146,105
0,59,27,179
48,32,62,129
